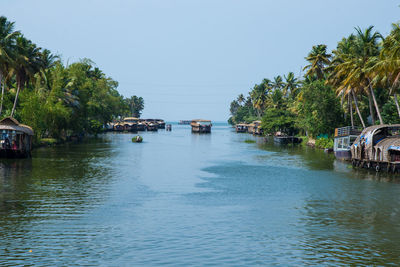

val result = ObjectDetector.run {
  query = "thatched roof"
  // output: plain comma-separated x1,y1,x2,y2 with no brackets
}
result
123,117,139,121
0,117,34,136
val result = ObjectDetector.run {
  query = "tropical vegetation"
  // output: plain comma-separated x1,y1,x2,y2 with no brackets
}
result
0,16,143,144
229,21,400,140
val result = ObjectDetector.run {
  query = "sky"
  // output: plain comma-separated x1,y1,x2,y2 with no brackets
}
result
1,0,400,121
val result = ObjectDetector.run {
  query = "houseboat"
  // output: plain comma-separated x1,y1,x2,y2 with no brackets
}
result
114,122,125,132
0,117,34,158
122,117,138,132
191,119,212,133
156,119,166,129
333,126,362,160
247,121,263,135
235,123,248,133
137,119,146,131
146,121,159,131
351,124,400,172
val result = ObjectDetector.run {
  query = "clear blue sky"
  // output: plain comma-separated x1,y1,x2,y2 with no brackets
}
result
2,0,399,121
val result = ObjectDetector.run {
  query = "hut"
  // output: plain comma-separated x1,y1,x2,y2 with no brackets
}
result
235,123,248,133
191,119,212,133
351,124,400,172
0,117,34,158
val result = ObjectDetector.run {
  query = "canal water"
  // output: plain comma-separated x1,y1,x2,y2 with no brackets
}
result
1,124,400,266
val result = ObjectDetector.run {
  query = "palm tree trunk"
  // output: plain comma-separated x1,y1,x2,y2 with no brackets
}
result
394,93,400,118
352,89,365,128
368,82,383,124
368,92,375,125
348,93,354,127
11,82,21,117
0,73,3,116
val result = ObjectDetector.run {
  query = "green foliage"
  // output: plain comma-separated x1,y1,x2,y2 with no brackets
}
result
381,99,400,124
315,137,334,149
296,80,344,137
261,107,297,135
0,16,143,144
244,139,256,143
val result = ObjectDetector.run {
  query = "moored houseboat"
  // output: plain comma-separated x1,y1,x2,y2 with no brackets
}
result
137,119,146,131
253,121,263,135
0,117,34,158
122,117,138,132
333,126,362,160
156,119,166,129
114,122,125,132
191,119,212,133
235,123,248,133
146,121,159,131
351,124,400,172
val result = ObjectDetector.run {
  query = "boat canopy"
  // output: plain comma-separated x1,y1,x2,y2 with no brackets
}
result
0,117,34,136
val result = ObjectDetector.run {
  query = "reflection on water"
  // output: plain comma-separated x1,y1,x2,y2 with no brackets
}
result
1,125,400,265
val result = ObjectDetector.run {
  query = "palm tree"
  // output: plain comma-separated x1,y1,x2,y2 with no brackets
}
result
271,76,284,91
371,23,400,117
283,72,299,98
0,16,19,116
250,84,268,117
10,36,41,117
237,94,245,105
304,44,331,80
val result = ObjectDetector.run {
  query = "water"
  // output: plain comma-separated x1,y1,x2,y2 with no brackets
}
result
1,124,400,266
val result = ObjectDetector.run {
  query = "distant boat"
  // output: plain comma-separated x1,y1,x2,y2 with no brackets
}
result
235,123,248,133
179,120,191,125
191,119,212,133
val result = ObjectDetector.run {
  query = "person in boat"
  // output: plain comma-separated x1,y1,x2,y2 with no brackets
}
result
12,140,17,150
4,137,10,149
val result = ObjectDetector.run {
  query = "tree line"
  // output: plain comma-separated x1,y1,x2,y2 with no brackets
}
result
0,16,144,143
229,22,400,138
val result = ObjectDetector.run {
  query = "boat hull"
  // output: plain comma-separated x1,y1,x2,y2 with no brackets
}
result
334,150,352,161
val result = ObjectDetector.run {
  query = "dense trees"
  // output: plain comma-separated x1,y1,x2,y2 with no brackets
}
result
229,21,400,138
0,16,144,142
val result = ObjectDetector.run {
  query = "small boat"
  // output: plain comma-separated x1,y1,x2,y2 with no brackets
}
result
178,120,191,125
166,124,172,131
132,135,143,143
333,126,362,160
235,123,248,133
191,119,212,133
0,117,34,158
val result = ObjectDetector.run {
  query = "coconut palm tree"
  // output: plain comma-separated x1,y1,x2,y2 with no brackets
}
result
271,76,284,91
0,16,19,116
10,36,42,117
283,72,300,98
237,94,245,105
304,44,331,80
